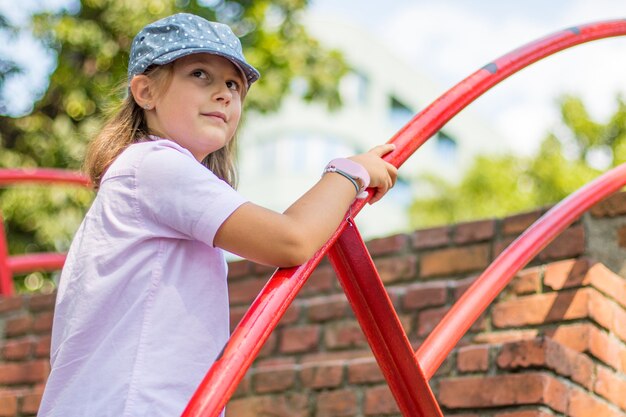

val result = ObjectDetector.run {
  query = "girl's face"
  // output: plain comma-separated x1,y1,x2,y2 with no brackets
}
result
146,54,244,161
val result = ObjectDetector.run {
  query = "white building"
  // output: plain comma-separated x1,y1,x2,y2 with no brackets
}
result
237,15,505,239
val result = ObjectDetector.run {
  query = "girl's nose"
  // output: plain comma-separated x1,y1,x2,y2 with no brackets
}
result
213,84,232,103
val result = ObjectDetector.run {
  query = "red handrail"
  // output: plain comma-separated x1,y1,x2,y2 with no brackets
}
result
417,161,626,379
0,169,91,296
0,169,90,187
183,19,626,417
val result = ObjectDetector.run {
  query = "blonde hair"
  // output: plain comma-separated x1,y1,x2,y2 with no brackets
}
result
84,63,241,190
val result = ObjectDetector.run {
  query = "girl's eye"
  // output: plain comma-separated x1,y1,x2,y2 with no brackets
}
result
191,70,208,79
226,80,241,91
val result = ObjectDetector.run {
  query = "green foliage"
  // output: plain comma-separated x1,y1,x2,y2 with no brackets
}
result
0,0,347,291
409,95,624,228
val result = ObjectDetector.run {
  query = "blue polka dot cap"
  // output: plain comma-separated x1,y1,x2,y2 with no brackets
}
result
128,13,260,87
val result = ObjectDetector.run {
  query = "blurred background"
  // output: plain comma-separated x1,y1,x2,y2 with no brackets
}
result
0,0,625,292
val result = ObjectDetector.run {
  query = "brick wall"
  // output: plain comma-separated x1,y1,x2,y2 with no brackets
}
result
2,193,626,416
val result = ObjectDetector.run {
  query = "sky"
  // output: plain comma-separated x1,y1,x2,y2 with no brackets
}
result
2,0,626,161
309,0,626,161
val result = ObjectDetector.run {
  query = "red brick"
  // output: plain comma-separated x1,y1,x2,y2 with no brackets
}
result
227,394,308,417
300,266,336,296
543,258,591,290
227,259,251,279
364,385,399,416
492,288,595,328
494,236,516,258
420,244,490,278
590,192,626,217
0,297,22,314
277,303,301,327
402,282,447,310
252,364,296,394
549,324,625,372
301,350,371,366
457,345,489,372
366,234,408,255
613,306,626,343
373,254,416,284
412,226,451,249
588,327,625,372
0,360,49,385
300,362,344,389
20,390,43,415
538,225,585,261
228,277,267,305
347,357,383,384
1,338,33,361
453,276,477,300
509,267,541,295
454,219,496,244
586,263,626,309
316,389,357,417
27,293,56,312
418,306,449,337
548,323,591,353
496,338,594,389
307,295,348,322
502,210,544,235
4,315,33,337
594,365,626,410
0,394,17,417
32,311,53,334
495,411,554,417
438,372,567,412
473,330,539,345
568,385,624,417
280,325,320,354
325,321,366,350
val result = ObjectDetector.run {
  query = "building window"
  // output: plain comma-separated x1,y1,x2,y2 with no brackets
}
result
435,131,457,162
388,96,414,130
340,71,369,105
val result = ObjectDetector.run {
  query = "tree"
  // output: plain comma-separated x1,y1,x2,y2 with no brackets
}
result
409,95,625,228
0,0,348,291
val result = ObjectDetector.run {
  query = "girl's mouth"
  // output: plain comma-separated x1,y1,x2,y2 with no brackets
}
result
203,112,227,122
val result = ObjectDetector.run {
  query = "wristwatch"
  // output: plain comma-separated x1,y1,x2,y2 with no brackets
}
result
323,158,371,199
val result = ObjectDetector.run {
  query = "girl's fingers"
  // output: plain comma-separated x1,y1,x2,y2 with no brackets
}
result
369,143,396,157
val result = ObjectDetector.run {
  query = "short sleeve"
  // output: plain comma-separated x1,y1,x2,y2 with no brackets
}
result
136,143,247,247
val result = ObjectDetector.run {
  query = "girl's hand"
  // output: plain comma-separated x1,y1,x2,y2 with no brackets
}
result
348,143,398,204
215,143,398,267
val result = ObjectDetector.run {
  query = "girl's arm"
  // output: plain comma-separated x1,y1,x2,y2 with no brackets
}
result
214,144,398,267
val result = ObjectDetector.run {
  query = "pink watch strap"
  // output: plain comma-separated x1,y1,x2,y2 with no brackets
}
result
324,158,371,199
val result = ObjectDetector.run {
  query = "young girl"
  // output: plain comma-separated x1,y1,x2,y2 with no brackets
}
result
38,13,397,417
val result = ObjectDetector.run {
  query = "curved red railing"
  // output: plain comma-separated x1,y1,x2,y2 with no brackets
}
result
416,161,626,379
0,169,91,295
1,19,625,417
183,19,626,417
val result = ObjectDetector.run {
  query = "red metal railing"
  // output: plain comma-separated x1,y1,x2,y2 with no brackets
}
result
182,19,626,417
0,19,625,417
0,169,90,295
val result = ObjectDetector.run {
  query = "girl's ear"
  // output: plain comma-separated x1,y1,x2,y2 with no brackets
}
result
129,75,155,109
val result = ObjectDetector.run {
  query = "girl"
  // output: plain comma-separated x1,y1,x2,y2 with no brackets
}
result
38,13,397,417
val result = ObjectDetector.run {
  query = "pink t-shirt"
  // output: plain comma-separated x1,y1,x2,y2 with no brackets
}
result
38,139,247,417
